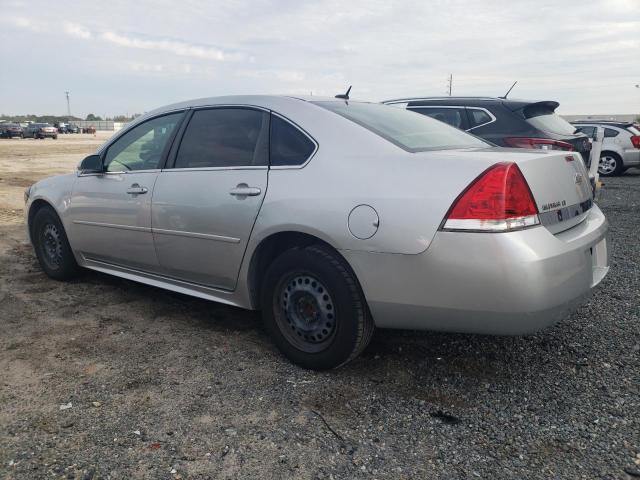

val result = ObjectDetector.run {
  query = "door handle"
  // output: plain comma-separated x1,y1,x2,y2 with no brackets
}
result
126,183,148,195
229,183,261,197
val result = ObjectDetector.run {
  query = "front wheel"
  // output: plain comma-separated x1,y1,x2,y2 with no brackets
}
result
261,245,374,370
32,207,80,280
598,153,623,176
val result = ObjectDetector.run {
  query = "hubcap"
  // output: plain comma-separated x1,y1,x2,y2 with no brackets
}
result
276,274,336,352
41,223,62,268
599,155,617,175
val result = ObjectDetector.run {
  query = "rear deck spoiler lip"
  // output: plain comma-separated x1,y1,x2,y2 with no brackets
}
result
506,100,560,113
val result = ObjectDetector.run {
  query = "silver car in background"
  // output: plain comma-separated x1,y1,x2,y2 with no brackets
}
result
24,96,609,369
572,120,640,176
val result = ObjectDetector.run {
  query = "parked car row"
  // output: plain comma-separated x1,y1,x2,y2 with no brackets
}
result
54,123,81,134
24,94,609,369
0,122,95,138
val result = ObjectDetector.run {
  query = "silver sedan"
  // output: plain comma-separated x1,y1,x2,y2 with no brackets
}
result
24,95,609,369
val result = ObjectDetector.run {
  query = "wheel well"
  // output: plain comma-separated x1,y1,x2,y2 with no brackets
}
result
27,199,55,236
601,150,622,161
247,231,350,309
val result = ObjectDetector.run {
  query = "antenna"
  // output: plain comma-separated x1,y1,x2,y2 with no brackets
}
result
447,74,453,96
335,85,352,100
65,91,71,118
501,81,518,99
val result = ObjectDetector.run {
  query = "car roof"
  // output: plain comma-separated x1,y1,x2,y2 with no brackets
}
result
150,94,355,113
382,96,559,111
571,120,633,127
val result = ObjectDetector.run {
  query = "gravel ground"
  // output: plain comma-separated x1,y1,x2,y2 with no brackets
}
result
0,162,638,479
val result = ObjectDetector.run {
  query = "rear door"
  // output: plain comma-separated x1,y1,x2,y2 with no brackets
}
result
152,107,269,290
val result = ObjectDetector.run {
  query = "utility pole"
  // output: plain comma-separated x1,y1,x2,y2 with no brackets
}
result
447,74,453,96
65,91,71,118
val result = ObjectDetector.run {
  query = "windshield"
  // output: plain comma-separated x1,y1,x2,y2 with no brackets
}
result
312,101,489,152
525,112,577,135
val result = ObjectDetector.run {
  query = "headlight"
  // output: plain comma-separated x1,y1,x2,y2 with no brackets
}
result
24,185,32,203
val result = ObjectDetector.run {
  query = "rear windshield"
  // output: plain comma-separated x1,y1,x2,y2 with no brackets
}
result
523,105,576,135
312,101,488,152
627,126,640,136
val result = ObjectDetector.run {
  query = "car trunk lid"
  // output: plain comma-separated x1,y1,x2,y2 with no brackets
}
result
514,150,593,234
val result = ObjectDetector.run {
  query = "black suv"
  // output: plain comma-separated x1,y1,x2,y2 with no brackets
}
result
382,97,592,166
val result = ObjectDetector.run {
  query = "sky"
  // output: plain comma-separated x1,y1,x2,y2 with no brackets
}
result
1,0,638,118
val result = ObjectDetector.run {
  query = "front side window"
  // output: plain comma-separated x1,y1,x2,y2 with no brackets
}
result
105,113,183,172
175,108,268,169
270,115,316,166
313,101,488,152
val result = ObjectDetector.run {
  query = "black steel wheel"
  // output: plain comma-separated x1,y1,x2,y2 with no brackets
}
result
261,244,374,370
32,206,80,280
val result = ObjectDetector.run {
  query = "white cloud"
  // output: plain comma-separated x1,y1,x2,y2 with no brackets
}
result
0,0,638,115
100,31,243,62
64,22,91,39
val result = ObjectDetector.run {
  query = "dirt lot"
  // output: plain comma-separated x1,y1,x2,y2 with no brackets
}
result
0,135,639,479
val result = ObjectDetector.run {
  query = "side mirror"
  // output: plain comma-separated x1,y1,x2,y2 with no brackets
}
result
79,154,103,174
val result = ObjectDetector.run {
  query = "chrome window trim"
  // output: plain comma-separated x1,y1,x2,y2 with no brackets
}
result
465,107,497,131
269,112,319,170
406,105,496,132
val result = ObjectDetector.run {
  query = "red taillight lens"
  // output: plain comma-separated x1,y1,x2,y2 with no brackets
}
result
504,137,574,151
631,135,640,149
443,162,539,232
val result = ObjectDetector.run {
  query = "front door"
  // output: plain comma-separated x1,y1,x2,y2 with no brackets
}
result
152,107,269,290
67,112,183,272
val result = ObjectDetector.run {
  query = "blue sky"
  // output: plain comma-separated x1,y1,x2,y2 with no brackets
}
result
1,0,638,117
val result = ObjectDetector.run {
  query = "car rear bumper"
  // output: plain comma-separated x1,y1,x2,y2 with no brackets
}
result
342,204,608,335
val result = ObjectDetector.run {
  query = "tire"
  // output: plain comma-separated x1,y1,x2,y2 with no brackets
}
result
31,206,80,280
53,135,58,140
598,152,623,176
261,244,374,370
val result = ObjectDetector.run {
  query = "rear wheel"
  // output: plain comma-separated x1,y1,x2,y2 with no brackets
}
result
598,152,623,176
32,206,80,280
261,244,374,370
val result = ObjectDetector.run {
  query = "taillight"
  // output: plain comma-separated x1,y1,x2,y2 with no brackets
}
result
631,135,640,149
443,162,539,232
504,137,574,151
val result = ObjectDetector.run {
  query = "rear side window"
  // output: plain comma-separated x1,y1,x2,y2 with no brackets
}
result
604,128,619,138
575,125,596,137
467,108,493,128
409,107,466,129
175,108,268,168
270,115,316,166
